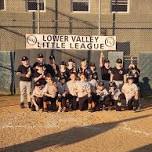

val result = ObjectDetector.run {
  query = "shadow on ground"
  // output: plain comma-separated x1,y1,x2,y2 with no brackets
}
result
0,114,151,152
130,144,152,152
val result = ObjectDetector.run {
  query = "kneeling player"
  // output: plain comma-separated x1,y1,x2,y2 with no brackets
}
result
96,81,110,110
43,75,58,112
31,81,44,111
76,74,92,111
66,73,78,110
109,82,123,111
122,76,139,111
57,76,68,112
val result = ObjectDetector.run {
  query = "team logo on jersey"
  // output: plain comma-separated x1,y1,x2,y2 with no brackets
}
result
119,70,123,74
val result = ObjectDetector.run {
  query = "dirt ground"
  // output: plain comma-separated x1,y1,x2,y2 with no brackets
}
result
0,95,152,152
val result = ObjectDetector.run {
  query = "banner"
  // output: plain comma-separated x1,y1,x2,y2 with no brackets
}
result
26,34,116,50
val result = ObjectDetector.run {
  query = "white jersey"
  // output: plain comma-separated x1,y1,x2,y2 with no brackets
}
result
96,86,108,97
32,86,44,98
66,80,78,96
122,83,138,101
43,82,57,98
89,79,98,92
76,80,91,98
109,87,122,100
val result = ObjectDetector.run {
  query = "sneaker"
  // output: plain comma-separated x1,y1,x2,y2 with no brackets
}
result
88,108,95,113
133,106,141,112
42,108,48,112
20,103,25,109
62,107,68,112
58,107,62,112
28,102,31,108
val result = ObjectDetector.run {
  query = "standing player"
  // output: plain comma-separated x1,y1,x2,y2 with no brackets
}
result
47,55,60,80
89,63,98,81
33,53,47,72
127,63,140,85
78,59,91,80
33,63,48,86
110,58,127,89
100,59,112,89
58,61,70,82
67,59,77,75
16,56,32,108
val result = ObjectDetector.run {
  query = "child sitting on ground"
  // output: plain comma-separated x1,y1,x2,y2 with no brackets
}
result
109,82,122,111
43,75,58,112
31,81,44,111
96,81,110,110
56,76,68,112
122,76,139,111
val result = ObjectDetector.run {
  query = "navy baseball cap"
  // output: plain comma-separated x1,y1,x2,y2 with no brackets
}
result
60,61,66,65
104,59,110,63
109,82,117,87
116,58,123,64
127,75,134,80
49,55,55,60
37,53,44,58
98,81,104,86
90,62,95,67
21,56,28,61
35,81,41,86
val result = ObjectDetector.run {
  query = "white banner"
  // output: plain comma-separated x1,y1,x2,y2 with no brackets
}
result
26,34,116,50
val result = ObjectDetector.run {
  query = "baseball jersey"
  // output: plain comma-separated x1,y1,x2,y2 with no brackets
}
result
43,82,57,98
122,83,138,101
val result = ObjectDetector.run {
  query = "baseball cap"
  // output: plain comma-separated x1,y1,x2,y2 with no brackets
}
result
98,81,104,86
35,81,41,86
104,59,110,63
60,61,66,65
90,62,95,67
116,58,123,64
109,82,117,87
49,55,55,60
37,53,44,58
68,58,74,62
59,76,66,81
37,63,43,67
127,75,134,80
21,56,28,61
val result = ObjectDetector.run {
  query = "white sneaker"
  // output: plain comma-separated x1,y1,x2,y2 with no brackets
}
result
58,107,62,112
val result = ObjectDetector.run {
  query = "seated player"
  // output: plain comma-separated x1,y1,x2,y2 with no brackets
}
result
56,76,68,112
89,73,98,112
76,73,92,111
43,75,58,112
96,81,110,110
31,81,44,111
109,82,123,111
122,76,140,111
66,73,78,110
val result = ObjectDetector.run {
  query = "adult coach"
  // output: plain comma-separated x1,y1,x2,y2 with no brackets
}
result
16,56,32,108
110,58,127,89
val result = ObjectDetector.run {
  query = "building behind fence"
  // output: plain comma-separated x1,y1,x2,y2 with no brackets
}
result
0,0,152,94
